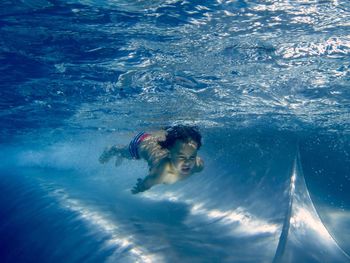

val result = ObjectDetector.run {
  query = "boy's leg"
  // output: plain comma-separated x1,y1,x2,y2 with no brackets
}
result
117,146,133,159
99,145,117,163
99,145,132,166
115,146,134,166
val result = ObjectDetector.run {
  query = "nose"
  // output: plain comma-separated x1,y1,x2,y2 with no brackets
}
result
183,158,193,165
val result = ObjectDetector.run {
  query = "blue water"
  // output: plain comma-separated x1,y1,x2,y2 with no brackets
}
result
1,0,350,262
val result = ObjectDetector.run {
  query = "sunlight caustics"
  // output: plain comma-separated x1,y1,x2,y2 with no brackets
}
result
50,189,165,263
275,155,350,262
290,206,334,242
144,191,279,237
289,158,339,245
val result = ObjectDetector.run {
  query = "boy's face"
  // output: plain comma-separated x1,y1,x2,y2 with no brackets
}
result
169,140,198,176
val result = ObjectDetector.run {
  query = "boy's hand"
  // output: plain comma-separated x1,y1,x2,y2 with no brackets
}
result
131,178,148,194
195,157,204,172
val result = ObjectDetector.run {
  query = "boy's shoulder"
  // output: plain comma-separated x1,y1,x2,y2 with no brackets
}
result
149,156,171,173
149,130,167,140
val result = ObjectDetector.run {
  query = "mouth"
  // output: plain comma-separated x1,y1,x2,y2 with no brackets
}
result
181,167,191,173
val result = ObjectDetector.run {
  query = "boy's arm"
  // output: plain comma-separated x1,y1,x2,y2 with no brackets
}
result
131,160,166,194
131,175,160,194
193,157,204,173
99,145,131,166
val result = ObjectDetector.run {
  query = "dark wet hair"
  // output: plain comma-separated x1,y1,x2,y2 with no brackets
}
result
159,125,202,150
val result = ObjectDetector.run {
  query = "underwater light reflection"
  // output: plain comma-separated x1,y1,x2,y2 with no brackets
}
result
290,205,334,242
50,189,165,263
144,191,279,237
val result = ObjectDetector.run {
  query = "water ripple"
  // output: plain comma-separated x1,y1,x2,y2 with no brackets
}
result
1,0,350,136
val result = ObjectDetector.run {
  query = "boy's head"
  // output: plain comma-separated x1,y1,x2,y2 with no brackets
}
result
159,125,202,150
159,125,202,175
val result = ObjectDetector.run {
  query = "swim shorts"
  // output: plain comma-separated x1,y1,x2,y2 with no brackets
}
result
129,132,150,159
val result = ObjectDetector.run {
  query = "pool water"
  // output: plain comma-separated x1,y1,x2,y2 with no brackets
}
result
0,0,349,262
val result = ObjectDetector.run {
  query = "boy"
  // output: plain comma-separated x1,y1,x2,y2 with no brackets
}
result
99,125,204,194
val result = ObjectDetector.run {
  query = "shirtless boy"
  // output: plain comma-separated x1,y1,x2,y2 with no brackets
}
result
99,125,204,194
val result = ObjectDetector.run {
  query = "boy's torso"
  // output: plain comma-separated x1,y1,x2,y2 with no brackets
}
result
156,160,191,184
